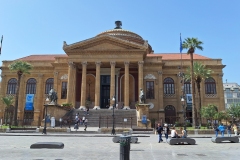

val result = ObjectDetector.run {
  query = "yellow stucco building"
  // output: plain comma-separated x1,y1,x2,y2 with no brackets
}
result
0,21,225,126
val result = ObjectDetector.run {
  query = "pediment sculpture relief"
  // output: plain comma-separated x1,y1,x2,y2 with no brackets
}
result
144,74,156,80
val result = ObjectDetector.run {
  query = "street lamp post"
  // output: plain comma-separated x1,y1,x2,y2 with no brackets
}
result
42,98,49,134
181,97,187,131
111,95,116,135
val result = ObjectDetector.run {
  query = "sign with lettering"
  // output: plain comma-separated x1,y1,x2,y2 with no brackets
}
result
142,115,147,124
25,94,34,111
186,94,192,104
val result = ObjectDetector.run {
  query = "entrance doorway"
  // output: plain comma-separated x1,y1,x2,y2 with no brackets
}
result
100,75,110,109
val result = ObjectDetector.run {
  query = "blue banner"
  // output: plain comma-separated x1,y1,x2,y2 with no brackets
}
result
142,115,147,124
25,94,34,110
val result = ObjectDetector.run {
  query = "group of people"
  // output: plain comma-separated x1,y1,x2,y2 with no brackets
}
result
156,123,187,143
74,110,89,131
214,123,238,137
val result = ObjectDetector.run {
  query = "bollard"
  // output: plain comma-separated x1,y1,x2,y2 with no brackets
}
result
119,135,131,160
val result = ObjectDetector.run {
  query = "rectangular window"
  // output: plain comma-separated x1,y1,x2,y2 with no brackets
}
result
146,81,154,99
184,83,191,94
61,82,67,99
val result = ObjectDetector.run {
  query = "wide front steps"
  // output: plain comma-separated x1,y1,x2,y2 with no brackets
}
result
70,109,137,127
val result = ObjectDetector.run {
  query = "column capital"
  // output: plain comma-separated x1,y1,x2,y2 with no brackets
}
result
68,61,76,68
138,61,144,65
158,71,163,75
110,61,116,66
54,71,59,76
0,74,6,78
38,74,44,78
95,61,101,66
81,61,88,66
124,61,130,66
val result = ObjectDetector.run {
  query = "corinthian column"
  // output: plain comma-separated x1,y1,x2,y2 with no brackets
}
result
138,61,144,102
80,61,87,110
123,61,130,110
109,61,116,109
67,62,74,104
93,61,101,110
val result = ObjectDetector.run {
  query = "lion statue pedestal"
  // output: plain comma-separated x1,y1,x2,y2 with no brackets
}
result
136,104,151,128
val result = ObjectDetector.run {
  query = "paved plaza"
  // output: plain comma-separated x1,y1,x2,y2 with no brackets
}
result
0,131,240,160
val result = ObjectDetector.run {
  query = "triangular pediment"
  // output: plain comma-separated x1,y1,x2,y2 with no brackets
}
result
63,35,147,51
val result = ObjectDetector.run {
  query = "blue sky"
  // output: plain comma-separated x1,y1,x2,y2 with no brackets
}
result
1,0,240,83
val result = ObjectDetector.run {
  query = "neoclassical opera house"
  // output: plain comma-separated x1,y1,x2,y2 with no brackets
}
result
0,21,225,125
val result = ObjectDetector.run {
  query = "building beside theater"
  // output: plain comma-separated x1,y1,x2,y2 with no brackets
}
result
223,82,240,109
0,21,225,126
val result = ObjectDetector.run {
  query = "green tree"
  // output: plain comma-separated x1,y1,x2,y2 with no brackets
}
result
1,95,15,127
184,62,212,125
182,37,203,128
8,61,32,126
213,111,227,124
200,104,217,127
226,103,240,123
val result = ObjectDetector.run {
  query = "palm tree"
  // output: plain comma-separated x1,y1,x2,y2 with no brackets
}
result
185,62,212,125
8,61,32,126
1,95,15,127
182,37,203,128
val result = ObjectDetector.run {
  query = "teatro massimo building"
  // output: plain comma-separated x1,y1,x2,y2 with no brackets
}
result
0,21,225,126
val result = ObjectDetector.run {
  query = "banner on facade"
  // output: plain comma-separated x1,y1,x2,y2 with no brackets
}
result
142,115,147,124
25,94,34,111
186,94,192,104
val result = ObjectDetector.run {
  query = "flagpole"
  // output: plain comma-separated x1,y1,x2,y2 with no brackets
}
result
0,35,3,55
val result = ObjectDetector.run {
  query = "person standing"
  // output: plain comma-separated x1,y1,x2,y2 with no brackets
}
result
227,124,232,137
82,116,86,123
213,124,219,137
84,118,88,131
163,124,170,141
218,123,225,137
156,123,163,143
233,124,238,136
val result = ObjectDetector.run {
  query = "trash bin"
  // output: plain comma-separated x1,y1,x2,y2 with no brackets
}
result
51,117,55,128
120,135,131,160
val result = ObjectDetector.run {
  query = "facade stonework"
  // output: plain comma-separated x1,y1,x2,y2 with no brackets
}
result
0,24,225,126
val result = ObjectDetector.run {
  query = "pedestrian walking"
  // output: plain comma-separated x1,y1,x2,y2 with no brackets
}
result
227,124,232,137
213,124,219,137
82,116,85,123
218,123,225,137
86,107,89,115
233,124,238,136
84,119,88,131
163,124,170,141
156,123,163,143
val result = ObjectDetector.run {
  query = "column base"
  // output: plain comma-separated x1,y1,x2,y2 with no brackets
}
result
123,106,130,110
79,106,86,110
93,106,101,110
108,106,113,110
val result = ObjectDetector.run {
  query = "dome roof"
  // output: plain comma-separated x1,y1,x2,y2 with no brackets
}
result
96,21,145,45
96,21,152,52
97,29,145,45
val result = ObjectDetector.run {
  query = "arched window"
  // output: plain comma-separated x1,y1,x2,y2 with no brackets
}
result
26,78,37,94
164,105,176,124
45,78,54,94
7,78,17,94
164,77,175,94
184,80,191,94
205,78,216,94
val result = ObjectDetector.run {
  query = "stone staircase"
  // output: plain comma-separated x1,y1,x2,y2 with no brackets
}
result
69,109,137,128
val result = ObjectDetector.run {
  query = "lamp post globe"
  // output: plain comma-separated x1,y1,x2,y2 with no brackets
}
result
111,96,116,135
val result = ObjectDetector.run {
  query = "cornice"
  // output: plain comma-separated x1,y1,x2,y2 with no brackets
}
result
63,35,147,51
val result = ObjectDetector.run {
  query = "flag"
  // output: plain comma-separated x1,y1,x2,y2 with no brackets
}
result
0,35,3,55
180,33,183,53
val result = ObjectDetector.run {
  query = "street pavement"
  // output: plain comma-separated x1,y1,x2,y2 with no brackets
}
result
0,127,240,160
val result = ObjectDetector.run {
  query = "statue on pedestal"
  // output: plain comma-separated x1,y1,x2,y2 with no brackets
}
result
48,88,58,104
139,88,145,104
